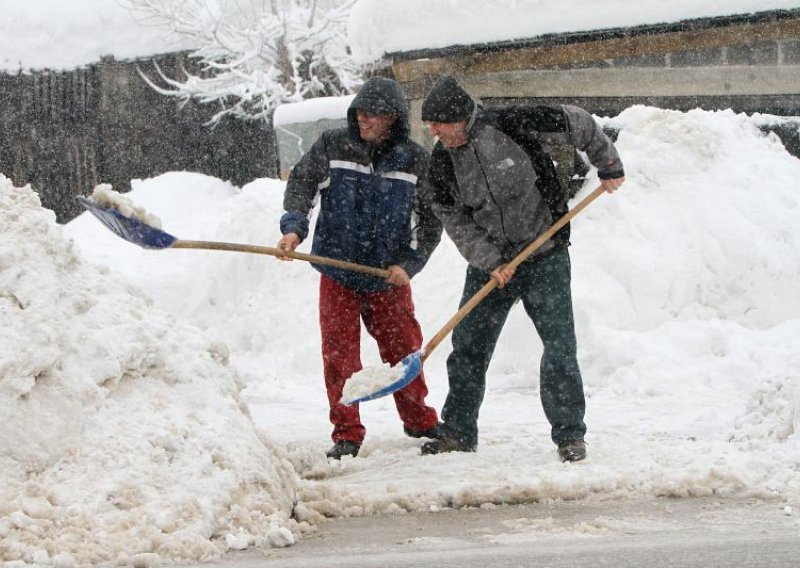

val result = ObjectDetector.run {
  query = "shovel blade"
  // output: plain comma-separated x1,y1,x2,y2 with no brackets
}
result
343,351,423,405
76,196,177,250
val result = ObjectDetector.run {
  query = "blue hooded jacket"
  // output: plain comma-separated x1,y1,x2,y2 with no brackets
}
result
280,78,442,291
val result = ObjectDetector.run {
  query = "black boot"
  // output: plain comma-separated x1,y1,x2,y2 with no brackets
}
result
420,436,476,455
404,421,444,439
557,439,586,462
326,440,361,460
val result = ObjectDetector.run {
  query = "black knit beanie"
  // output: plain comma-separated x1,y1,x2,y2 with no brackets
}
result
421,76,475,123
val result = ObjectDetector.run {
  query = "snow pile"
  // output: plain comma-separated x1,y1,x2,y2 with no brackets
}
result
573,107,800,426
341,363,407,405
577,106,800,330
348,0,800,63
66,173,288,341
0,176,299,566
733,377,798,442
89,183,163,228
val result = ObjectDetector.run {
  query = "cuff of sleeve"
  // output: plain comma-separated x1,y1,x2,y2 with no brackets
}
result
280,212,309,241
396,251,426,280
475,249,505,273
599,168,625,180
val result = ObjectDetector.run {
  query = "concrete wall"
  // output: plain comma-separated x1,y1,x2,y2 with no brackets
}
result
0,52,277,223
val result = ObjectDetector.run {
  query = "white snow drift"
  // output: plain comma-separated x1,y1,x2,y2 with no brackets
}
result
0,177,300,566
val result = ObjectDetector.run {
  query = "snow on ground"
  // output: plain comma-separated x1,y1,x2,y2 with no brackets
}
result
348,0,800,63
2,106,800,565
65,107,800,510
0,177,300,566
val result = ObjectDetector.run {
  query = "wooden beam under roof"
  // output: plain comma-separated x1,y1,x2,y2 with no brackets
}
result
391,12,800,83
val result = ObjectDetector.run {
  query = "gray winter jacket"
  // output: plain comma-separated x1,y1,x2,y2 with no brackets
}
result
426,104,624,272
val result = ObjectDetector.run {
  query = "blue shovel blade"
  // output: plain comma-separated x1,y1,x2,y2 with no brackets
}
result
344,351,423,405
76,196,177,250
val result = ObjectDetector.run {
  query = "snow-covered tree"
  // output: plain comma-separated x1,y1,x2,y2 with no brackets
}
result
125,0,362,122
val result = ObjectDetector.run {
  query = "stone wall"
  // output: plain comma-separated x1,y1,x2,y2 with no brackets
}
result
0,52,277,223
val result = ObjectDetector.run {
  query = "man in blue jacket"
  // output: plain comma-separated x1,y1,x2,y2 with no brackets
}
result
277,77,443,460
419,76,625,462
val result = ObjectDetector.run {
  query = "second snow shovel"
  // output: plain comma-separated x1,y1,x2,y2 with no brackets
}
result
76,196,390,278
342,185,607,405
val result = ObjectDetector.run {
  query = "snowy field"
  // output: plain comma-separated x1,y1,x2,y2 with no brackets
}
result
2,105,799,565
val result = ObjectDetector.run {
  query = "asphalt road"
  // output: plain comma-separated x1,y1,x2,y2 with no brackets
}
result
195,496,798,568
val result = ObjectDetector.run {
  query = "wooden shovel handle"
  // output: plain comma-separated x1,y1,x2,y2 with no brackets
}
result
171,240,391,278
421,185,606,362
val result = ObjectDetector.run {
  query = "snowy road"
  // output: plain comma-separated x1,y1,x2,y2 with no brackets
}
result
201,497,799,567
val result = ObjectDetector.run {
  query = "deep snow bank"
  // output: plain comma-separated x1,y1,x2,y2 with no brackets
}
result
0,176,300,566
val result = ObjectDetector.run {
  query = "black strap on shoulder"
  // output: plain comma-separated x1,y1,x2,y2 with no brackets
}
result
486,105,571,244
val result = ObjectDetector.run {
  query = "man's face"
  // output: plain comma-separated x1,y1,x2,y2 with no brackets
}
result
425,121,468,148
356,110,397,143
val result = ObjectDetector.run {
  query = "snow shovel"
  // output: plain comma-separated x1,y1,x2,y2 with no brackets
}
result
75,196,390,278
343,185,607,405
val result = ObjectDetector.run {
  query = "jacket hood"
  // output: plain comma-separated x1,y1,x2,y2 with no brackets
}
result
347,77,410,143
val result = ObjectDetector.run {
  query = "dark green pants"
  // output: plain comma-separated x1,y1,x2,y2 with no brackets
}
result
441,247,586,447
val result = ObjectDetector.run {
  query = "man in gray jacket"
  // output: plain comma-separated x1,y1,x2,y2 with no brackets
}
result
420,76,625,462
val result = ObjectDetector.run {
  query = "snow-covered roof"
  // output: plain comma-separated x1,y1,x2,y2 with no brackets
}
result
0,0,195,72
273,95,355,126
348,0,800,64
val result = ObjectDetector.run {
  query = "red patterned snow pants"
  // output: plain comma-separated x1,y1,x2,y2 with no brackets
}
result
319,275,439,443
